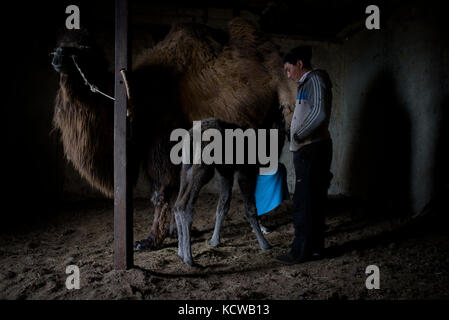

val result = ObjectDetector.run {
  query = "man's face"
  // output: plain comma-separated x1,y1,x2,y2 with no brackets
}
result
284,61,303,82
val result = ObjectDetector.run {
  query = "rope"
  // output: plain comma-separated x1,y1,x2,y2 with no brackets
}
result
120,69,131,100
71,55,116,101
71,55,133,125
120,69,134,121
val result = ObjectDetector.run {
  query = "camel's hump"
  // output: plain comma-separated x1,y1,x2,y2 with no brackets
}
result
133,18,274,71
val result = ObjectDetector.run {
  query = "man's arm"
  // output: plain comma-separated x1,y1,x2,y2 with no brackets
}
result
293,74,328,143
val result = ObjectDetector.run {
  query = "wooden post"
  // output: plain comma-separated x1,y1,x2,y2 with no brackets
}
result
114,0,133,270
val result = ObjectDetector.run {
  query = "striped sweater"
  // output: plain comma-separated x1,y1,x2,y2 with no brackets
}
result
289,69,332,151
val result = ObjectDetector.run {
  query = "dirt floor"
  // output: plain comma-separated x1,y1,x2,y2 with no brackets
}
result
0,192,448,300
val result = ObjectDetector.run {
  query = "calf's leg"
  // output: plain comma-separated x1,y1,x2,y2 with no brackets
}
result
174,164,214,266
237,169,272,251
209,167,234,247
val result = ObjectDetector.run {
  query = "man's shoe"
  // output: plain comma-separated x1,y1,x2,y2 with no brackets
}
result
311,251,323,260
275,252,304,265
275,251,323,265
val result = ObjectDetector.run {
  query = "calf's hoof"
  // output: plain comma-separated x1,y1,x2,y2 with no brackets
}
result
183,257,194,267
260,243,272,251
208,238,220,247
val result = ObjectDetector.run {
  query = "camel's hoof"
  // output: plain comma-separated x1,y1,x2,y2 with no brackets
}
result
208,239,219,247
183,260,205,269
134,239,155,251
184,258,194,267
169,230,178,239
168,226,178,239
260,243,272,251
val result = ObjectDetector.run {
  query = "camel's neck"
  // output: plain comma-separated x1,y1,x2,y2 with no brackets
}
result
59,62,113,101
54,71,115,198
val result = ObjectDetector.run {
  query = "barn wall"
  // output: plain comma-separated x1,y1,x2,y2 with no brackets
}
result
334,1,448,214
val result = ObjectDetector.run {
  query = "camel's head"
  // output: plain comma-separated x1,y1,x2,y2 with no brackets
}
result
51,29,94,75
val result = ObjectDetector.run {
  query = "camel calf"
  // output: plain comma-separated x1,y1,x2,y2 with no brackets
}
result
174,118,273,266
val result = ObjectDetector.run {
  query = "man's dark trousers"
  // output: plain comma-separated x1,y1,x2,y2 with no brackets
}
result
291,138,333,258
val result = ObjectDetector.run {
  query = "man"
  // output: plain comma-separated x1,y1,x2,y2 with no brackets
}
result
276,46,333,265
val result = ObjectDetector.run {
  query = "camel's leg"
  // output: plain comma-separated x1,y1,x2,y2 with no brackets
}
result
175,204,194,266
168,211,178,239
209,168,234,247
161,186,178,239
135,189,170,251
237,169,272,251
135,202,170,250
174,208,184,258
174,164,214,266
174,167,190,259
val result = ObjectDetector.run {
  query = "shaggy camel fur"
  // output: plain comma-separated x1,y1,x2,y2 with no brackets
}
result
51,18,296,251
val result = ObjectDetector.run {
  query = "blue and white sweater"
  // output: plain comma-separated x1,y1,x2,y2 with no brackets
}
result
289,69,333,151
